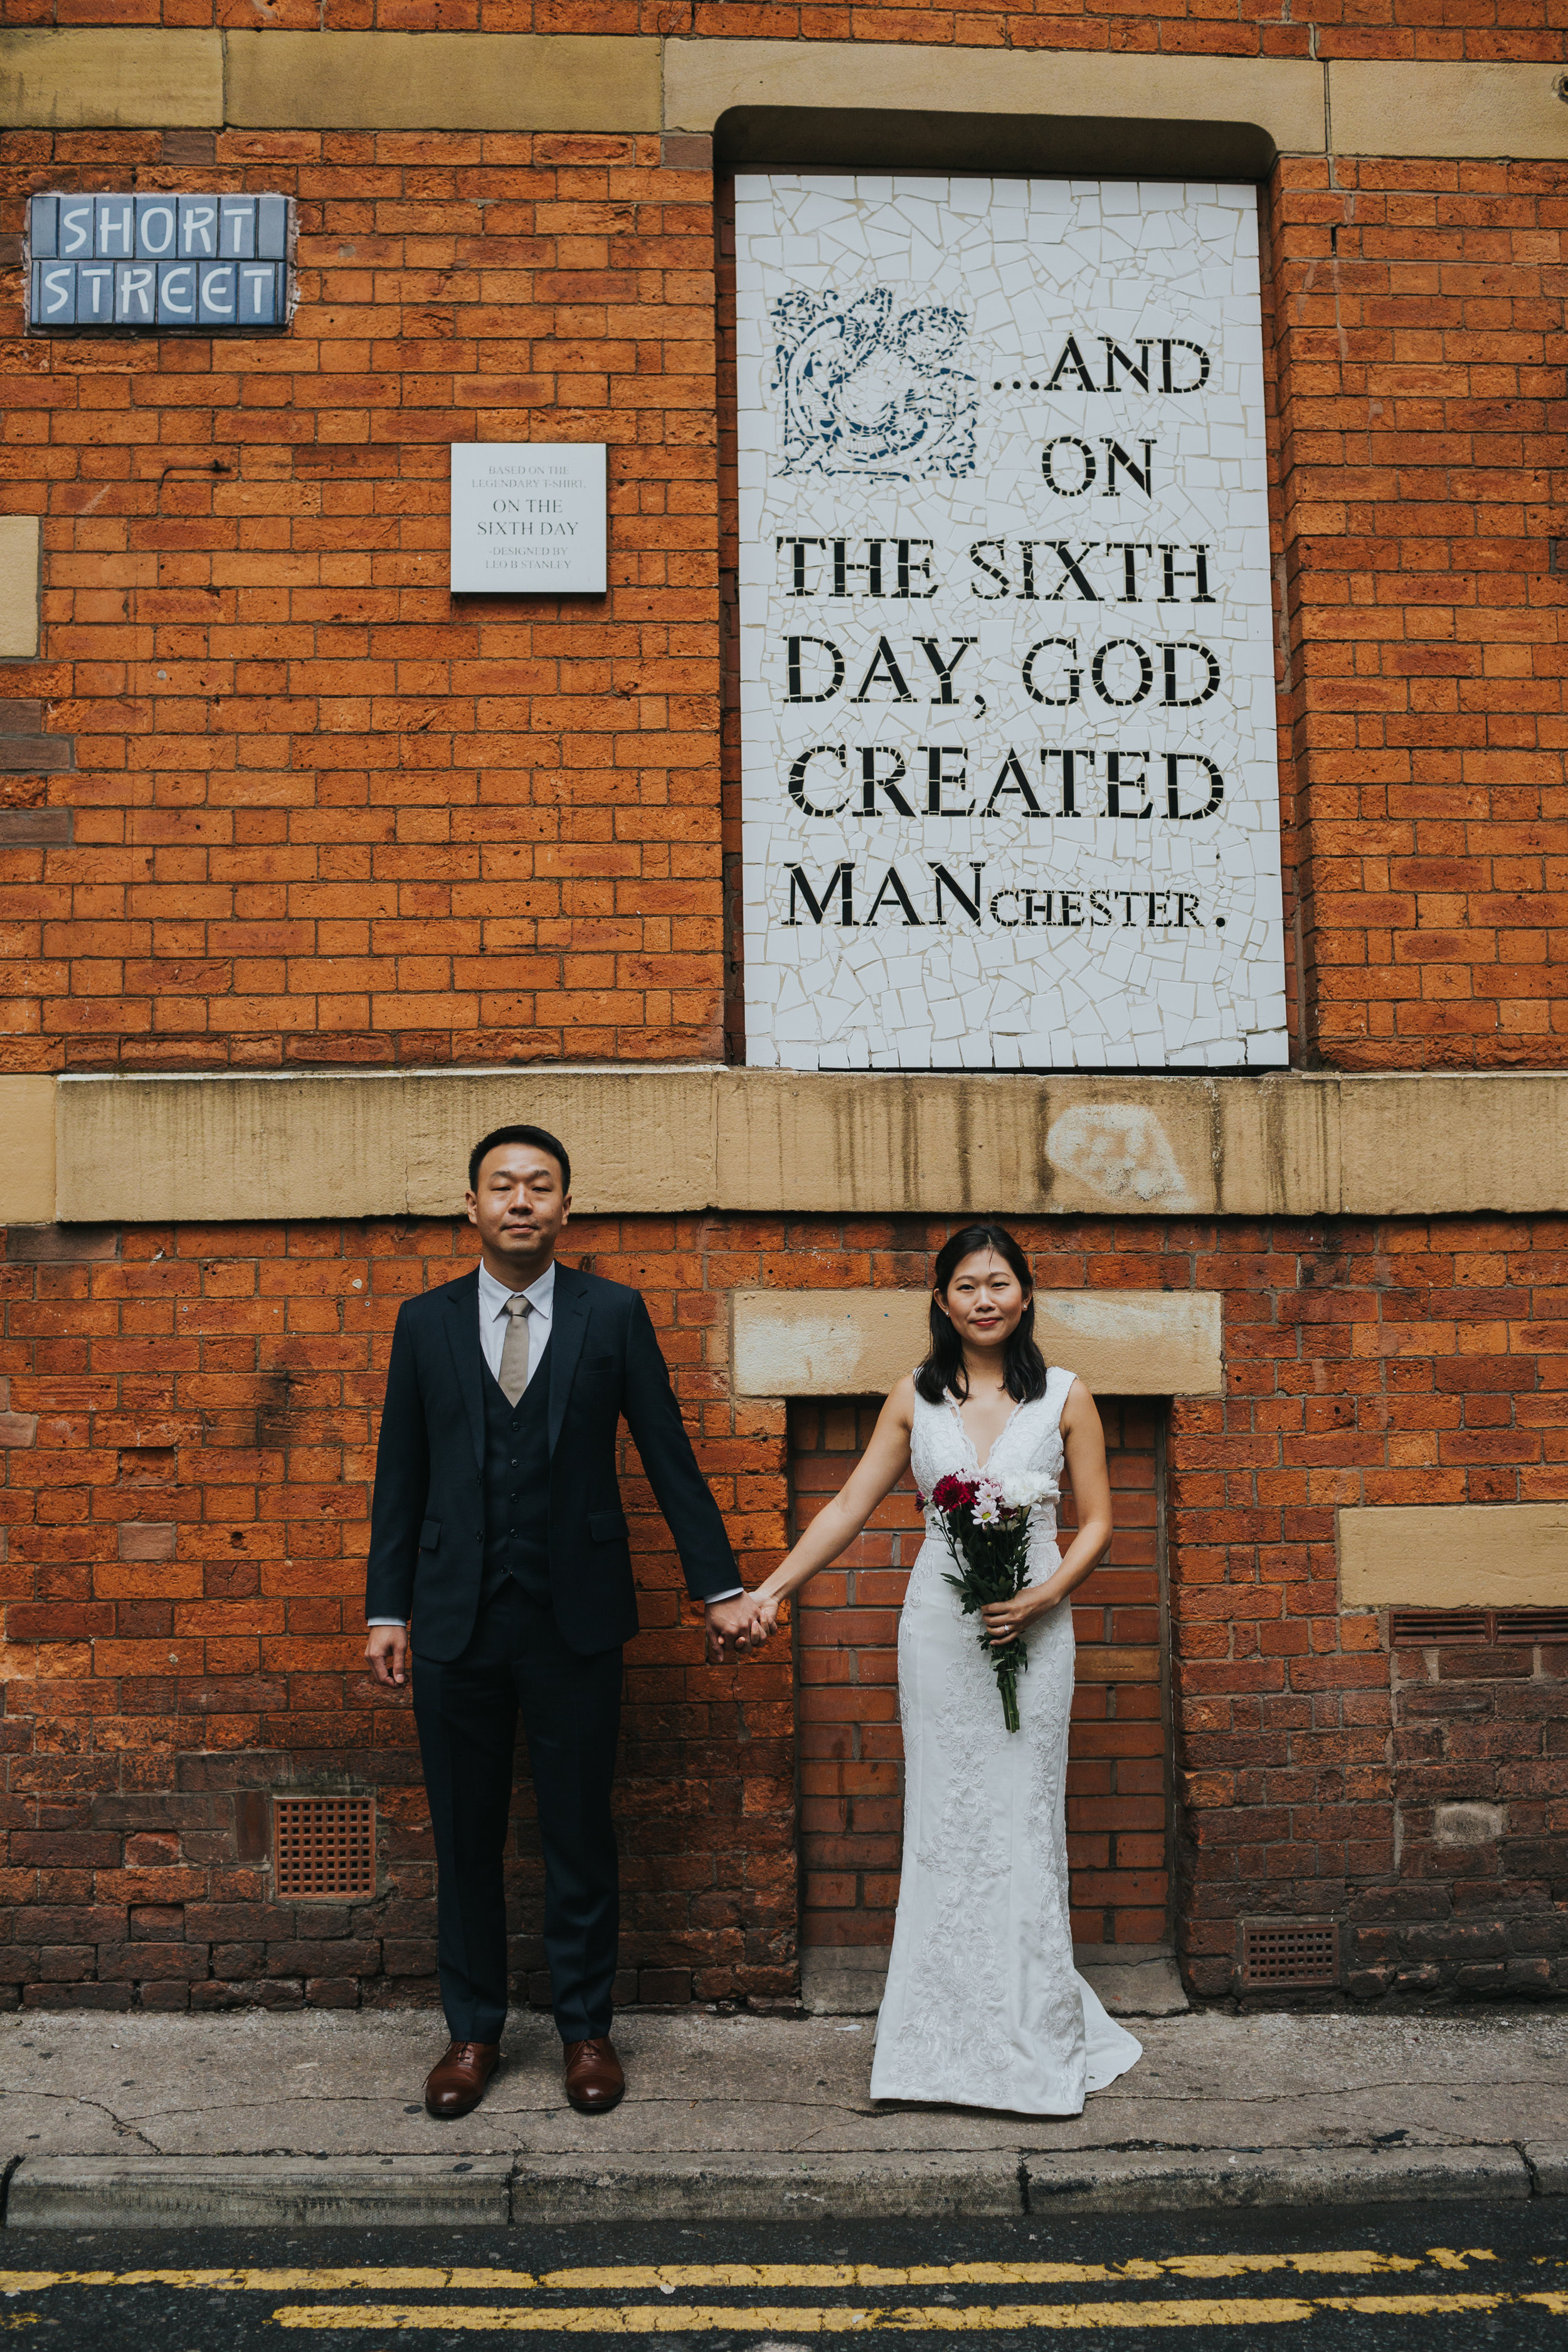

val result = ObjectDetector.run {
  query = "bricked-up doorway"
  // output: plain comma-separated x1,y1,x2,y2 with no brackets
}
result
791,1398,1170,1953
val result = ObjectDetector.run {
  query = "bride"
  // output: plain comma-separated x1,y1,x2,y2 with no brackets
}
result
748,1222,1142,2115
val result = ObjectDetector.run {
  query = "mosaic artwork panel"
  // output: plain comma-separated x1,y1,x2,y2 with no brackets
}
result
735,174,1288,1071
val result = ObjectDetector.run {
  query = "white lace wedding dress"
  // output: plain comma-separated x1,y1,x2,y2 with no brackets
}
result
869,1365,1144,2114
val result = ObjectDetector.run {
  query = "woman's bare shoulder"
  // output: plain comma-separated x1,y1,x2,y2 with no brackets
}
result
884,1372,919,1422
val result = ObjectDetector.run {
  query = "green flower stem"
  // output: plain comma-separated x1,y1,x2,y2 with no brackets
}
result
940,1520,1034,1734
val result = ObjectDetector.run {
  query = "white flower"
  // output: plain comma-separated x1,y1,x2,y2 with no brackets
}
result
999,1471,1059,1511
969,1473,1009,1527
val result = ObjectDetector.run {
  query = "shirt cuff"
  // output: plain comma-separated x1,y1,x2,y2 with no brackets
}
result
366,1618,406,1628
704,1587,744,1604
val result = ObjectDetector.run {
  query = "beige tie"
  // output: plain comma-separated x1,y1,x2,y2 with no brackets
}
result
497,1293,532,1406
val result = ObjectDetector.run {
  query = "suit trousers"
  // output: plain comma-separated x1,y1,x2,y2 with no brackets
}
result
412,1582,623,2045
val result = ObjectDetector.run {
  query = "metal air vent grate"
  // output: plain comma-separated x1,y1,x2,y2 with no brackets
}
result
1389,1609,1486,1646
272,1794,374,1899
1499,1608,1568,1645
1390,1608,1568,1648
1241,1920,1338,1989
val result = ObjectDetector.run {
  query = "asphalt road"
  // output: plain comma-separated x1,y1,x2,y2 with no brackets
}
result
0,2204,1564,2349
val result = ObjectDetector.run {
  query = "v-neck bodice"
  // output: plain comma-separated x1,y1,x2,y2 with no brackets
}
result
946,1390,1026,1474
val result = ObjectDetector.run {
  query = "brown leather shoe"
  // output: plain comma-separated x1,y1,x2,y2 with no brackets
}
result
424,2039,500,2119
563,2035,625,2114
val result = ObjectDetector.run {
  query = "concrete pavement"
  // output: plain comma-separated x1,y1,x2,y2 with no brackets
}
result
3,1999,1565,2227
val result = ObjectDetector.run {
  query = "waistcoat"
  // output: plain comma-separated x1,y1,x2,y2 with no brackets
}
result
478,1333,554,1612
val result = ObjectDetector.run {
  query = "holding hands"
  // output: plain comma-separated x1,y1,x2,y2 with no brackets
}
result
706,1572,1046,1663
704,1589,780,1662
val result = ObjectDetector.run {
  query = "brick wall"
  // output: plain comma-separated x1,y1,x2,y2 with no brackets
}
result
1360,1621,1568,2000
791,1396,1168,1953
3,38,1566,2009
1174,1210,1568,1998
0,129,722,1076
695,9,1554,57
0,1214,795,2011
0,7,1557,58
3,140,1565,1076
1269,157,1568,1071
4,1207,1563,2010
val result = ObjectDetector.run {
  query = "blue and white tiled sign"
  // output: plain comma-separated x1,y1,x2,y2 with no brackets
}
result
28,194,292,331
736,174,1288,1073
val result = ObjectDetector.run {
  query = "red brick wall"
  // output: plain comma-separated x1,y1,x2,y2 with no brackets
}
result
0,128,722,1076
1175,1211,1568,1996
791,1396,1168,1953
0,1214,795,2012
1359,1621,1568,2001
4,141,1567,1075
3,60,1566,2009
0,9,1555,60
697,10,1555,58
1268,158,1568,1071
4,1208,1563,2010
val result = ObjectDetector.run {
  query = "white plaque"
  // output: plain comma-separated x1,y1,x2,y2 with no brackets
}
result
736,176,1288,1071
450,443,606,594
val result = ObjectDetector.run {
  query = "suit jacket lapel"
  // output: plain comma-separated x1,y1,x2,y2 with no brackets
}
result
443,1271,485,1475
548,1262,590,1459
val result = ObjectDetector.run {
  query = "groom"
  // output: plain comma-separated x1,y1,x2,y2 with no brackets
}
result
364,1124,760,2119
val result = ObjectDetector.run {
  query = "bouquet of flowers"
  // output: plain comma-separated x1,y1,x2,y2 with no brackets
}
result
924,1468,1059,1732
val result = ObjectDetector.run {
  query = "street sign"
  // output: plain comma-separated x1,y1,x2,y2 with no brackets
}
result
28,194,292,332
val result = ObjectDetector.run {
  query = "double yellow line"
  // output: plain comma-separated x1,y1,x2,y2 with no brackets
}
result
1,2252,1557,2336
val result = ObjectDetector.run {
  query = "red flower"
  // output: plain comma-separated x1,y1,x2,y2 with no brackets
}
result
930,1473,978,1512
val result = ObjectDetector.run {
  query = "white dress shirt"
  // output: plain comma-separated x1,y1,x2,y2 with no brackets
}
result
477,1254,554,1388
369,1256,739,1623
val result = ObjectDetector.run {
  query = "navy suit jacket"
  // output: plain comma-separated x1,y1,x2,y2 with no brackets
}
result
364,1261,738,1658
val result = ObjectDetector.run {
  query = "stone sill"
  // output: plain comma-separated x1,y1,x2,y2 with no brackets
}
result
802,1943,1190,2018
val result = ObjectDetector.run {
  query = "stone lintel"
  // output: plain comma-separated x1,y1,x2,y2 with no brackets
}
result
17,1067,1568,1229
1,33,1565,166
0,29,223,129
223,32,661,133
731,1285,1224,1397
1329,60,1568,161
1338,1503,1568,1612
667,40,1327,158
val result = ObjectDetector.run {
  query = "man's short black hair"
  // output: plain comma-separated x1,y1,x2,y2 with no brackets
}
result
468,1124,571,1195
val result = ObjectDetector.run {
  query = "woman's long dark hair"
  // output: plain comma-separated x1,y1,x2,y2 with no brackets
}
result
914,1222,1049,1405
